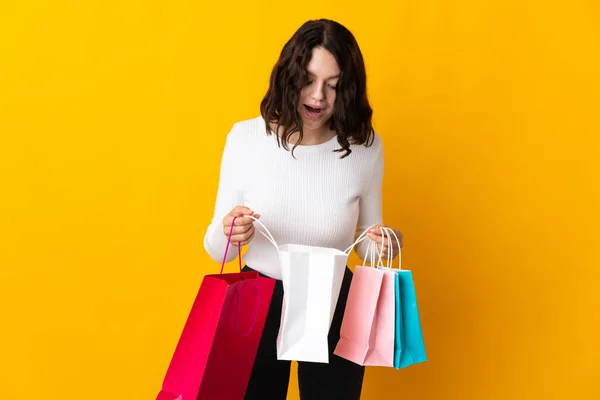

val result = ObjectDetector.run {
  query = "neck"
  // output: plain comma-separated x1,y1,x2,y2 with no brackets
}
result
271,122,336,146
297,126,336,145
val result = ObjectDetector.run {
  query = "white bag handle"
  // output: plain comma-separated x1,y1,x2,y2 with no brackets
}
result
379,226,403,270
362,236,385,268
362,226,391,268
352,225,402,270
243,216,400,268
380,226,392,269
245,215,279,250
343,224,382,255
248,215,380,256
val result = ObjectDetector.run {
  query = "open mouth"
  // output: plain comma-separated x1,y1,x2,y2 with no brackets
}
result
304,104,324,117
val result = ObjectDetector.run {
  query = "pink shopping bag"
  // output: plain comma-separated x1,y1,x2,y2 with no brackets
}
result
334,229,399,367
156,217,275,400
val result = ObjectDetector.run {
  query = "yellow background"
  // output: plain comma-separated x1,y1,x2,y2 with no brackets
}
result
1,1,599,399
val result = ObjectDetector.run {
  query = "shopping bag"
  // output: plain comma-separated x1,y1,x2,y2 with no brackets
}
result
394,268,427,369
361,226,429,369
333,230,398,367
156,217,275,400
249,216,376,363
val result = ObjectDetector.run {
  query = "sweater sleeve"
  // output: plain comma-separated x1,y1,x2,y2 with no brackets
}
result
354,138,384,261
203,123,244,264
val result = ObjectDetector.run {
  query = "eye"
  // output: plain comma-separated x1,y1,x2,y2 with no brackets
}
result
328,84,337,90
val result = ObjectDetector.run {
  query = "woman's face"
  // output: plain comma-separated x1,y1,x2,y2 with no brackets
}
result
297,46,340,133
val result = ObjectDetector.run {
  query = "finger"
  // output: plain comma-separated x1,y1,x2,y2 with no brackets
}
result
379,246,390,259
378,229,393,258
230,206,254,215
231,227,255,243
223,224,253,236
225,215,245,226
381,227,402,249
388,228,403,247
378,243,390,255
374,234,387,247
223,214,237,227
373,234,391,250
231,230,255,246
367,232,384,244
368,226,383,236
225,208,257,225
368,225,391,244
224,213,255,229
237,230,256,246
233,215,259,226
370,223,389,233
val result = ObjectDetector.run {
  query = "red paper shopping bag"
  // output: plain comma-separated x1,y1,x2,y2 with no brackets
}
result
156,218,275,400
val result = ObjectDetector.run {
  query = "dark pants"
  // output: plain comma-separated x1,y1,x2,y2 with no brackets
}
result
242,265,365,400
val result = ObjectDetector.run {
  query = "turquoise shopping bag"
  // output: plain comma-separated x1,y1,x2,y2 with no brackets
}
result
374,227,427,369
394,269,427,369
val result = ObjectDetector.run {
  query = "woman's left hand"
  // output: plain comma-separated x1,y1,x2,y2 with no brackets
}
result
366,225,403,260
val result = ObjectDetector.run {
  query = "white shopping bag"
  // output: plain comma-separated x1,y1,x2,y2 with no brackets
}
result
249,217,375,363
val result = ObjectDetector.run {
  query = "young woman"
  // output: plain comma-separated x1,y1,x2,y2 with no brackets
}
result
203,18,402,400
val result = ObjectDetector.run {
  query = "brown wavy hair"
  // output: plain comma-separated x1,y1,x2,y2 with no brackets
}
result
260,19,374,158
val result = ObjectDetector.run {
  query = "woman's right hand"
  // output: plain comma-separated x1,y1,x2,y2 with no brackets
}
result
222,206,260,246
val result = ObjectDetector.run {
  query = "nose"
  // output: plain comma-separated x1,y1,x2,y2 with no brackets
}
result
310,82,325,101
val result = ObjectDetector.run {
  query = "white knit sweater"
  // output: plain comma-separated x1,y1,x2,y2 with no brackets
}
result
203,115,384,280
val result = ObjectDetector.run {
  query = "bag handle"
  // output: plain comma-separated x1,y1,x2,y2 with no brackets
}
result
243,216,398,268
343,224,382,255
220,216,243,275
245,215,279,250
383,226,393,268
250,217,379,256
362,237,385,268
362,226,391,268
359,226,403,270
379,226,403,270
